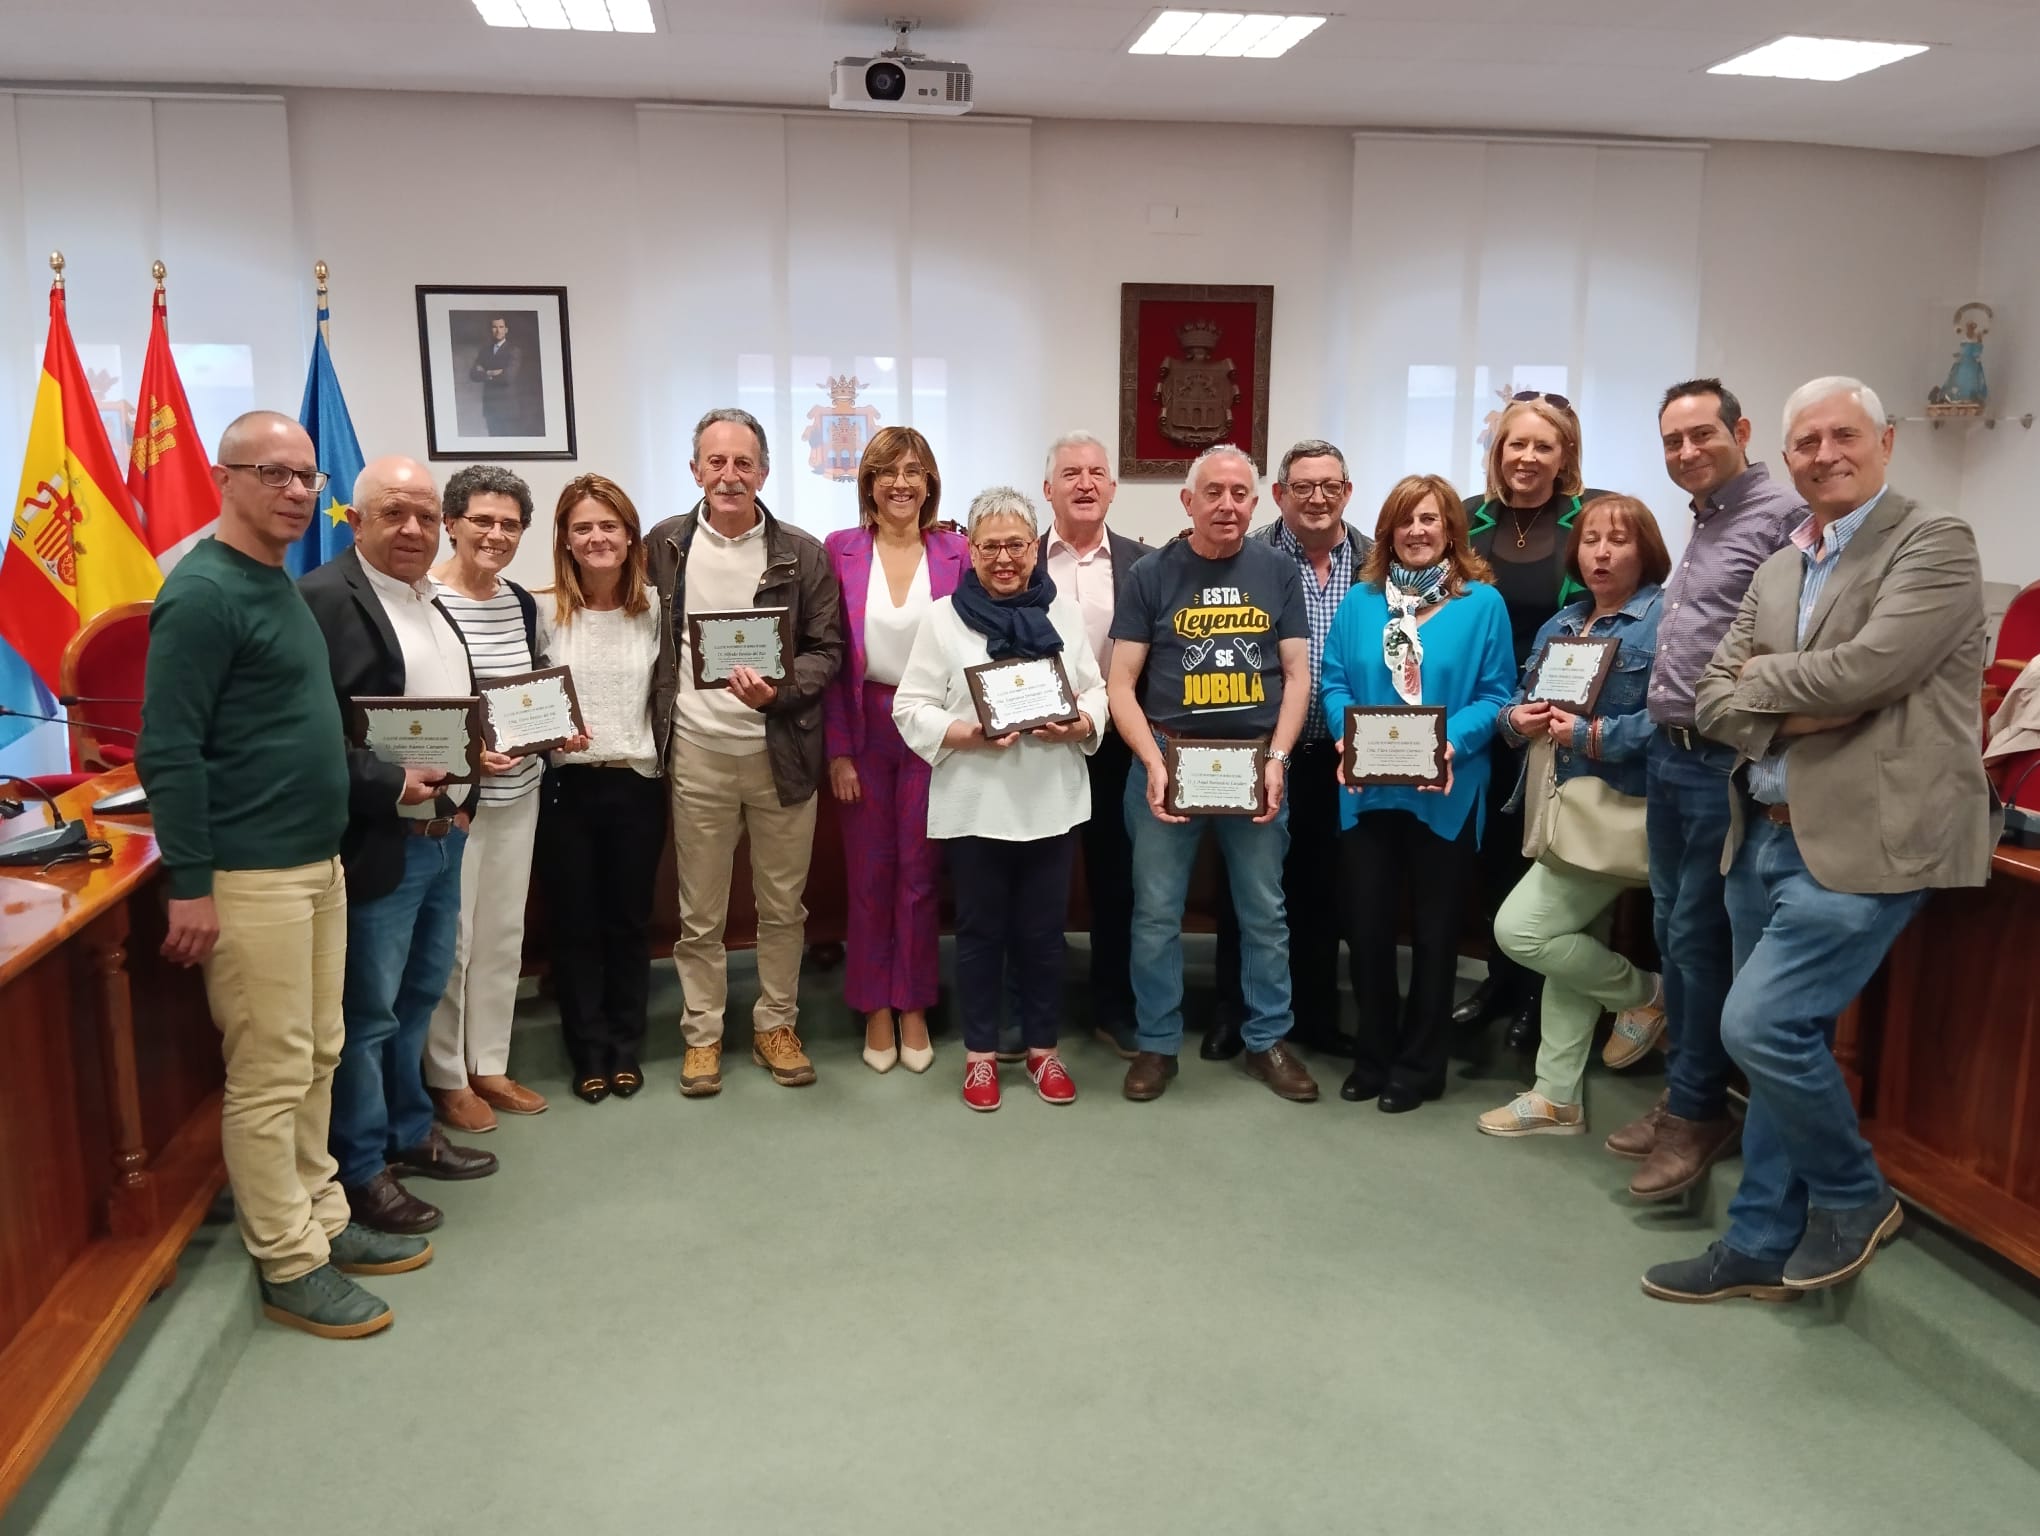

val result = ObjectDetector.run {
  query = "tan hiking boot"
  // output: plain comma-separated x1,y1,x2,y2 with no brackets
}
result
1477,1091,1584,1137
1628,1112,1741,1200
752,1027,817,1086
680,1043,723,1097
1602,975,1668,1069
1604,1089,1668,1160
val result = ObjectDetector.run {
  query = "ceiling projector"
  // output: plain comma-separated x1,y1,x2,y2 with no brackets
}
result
830,20,973,116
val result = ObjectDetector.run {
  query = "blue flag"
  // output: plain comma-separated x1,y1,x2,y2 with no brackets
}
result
0,632,61,780
288,300,364,577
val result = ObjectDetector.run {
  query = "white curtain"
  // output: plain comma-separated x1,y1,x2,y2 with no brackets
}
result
0,90,300,779
633,106,1038,538
1343,136,1705,554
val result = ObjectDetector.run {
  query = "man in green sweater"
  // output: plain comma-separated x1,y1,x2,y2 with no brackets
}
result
138,410,432,1340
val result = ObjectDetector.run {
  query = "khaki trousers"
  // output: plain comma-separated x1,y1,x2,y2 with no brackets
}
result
426,789,540,1087
669,736,816,1046
201,858,351,1283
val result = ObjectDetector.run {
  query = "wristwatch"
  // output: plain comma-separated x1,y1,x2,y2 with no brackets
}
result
1269,747,1292,768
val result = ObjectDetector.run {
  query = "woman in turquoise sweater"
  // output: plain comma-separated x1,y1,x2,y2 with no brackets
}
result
1321,473,1515,1113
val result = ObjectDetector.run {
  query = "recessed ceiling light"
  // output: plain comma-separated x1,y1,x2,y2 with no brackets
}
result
472,0,658,32
1707,35,1927,82
1126,10,1329,59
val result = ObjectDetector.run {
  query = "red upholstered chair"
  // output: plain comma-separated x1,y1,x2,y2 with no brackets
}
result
1988,580,2040,695
58,601,151,771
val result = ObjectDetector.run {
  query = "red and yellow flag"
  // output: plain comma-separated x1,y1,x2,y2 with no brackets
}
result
128,280,220,570
0,282,163,690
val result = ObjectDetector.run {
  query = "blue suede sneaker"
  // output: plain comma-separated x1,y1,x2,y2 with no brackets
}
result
329,1222,434,1277
1641,1241,1798,1304
1783,1195,1904,1291
260,1263,393,1339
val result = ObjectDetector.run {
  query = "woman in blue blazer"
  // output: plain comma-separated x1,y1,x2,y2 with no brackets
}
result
1320,474,1515,1113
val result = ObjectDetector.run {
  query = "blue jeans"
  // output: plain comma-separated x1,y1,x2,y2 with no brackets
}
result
1124,753,1291,1055
1719,817,1924,1264
331,829,467,1188
1646,733,1738,1120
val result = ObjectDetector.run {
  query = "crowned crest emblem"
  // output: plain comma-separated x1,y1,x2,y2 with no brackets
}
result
733,630,747,645
520,693,532,708
1388,725,1400,740
19,476,85,588
1153,319,1238,448
409,720,423,736
802,374,884,482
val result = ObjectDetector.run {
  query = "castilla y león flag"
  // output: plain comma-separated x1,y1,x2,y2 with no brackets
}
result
0,281,162,690
128,282,220,571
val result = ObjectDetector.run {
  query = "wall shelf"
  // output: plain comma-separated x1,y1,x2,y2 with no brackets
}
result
1890,412,2035,431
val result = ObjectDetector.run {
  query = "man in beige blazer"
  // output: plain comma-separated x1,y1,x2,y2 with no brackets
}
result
1644,375,1994,1305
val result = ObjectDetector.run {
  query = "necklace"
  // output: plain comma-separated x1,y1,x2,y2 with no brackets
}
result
1510,504,1546,549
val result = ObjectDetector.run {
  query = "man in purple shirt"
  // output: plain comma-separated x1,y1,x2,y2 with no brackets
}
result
1605,379,1801,1198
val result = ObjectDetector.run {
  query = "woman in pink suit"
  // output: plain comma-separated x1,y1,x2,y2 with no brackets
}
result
823,427,968,1074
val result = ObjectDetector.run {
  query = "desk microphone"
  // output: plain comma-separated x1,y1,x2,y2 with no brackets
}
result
0,775,112,868
0,709,151,816
56,694,144,706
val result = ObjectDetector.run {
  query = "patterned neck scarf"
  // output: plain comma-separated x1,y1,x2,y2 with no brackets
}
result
1382,561,1448,704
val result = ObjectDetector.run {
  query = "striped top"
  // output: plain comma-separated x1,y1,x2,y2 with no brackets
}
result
431,579,544,805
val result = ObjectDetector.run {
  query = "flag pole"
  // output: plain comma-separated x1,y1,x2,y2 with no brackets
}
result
49,250,63,290
315,260,330,346
152,259,166,291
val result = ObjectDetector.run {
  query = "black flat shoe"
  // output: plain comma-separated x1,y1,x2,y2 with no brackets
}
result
1199,1017,1245,1061
1377,1083,1426,1114
609,1067,643,1099
1504,1000,1541,1055
1450,979,1505,1030
1340,1070,1383,1103
574,1076,611,1105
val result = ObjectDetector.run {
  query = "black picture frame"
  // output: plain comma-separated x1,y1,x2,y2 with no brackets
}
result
414,285,577,461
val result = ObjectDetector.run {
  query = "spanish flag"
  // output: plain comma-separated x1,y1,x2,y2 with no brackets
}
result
0,280,163,691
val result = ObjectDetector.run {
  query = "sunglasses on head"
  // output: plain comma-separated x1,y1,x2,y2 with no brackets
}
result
1511,390,1574,413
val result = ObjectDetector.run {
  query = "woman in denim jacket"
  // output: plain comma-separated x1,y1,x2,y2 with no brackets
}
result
1476,496,1671,1139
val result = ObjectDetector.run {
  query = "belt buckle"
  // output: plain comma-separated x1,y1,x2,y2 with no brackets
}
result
423,816,453,839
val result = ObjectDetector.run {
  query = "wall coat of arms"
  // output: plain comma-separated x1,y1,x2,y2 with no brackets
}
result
803,374,883,481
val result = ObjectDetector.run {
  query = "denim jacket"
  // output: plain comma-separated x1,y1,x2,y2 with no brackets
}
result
1499,583,1663,809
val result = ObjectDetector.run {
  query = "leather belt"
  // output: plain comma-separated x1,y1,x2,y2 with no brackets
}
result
1760,803,1792,827
1661,724,1706,751
407,816,457,838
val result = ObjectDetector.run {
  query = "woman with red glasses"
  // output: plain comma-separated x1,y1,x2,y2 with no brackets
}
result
1456,393,1610,1059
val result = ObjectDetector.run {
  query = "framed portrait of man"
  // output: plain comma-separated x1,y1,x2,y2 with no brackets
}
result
1118,282,1273,481
415,285,577,460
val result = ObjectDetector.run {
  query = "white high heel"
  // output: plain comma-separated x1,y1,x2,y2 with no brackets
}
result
863,1041,899,1073
899,1039,935,1074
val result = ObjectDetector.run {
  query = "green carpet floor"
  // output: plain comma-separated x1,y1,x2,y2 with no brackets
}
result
145,948,2040,1535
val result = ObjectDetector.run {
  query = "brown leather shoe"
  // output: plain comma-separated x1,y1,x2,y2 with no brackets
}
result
470,1075,548,1115
752,1027,817,1087
387,1125,499,1183
345,1170,442,1235
1628,1112,1741,1200
431,1086,497,1134
1122,1051,1179,1101
1242,1041,1319,1102
1604,1090,1668,1160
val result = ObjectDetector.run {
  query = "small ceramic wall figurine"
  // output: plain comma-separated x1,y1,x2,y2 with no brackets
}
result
1929,302,1992,415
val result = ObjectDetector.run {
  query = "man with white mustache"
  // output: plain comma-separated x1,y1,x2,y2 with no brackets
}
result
1039,430,1149,1058
646,408,845,1097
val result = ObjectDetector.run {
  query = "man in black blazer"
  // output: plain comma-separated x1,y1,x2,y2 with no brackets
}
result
468,316,527,436
300,455,498,1239
1038,430,1149,1059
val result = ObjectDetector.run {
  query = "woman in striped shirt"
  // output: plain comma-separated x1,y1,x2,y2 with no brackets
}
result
425,465,563,1133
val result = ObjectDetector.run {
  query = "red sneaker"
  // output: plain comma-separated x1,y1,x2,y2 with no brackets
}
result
962,1058,1001,1113
1027,1052,1077,1105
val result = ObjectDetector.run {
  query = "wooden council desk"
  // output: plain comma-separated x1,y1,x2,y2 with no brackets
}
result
1844,844,2040,1279
0,767,223,1514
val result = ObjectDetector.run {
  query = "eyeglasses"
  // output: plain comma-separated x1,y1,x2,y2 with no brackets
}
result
973,538,1032,558
1284,479,1347,502
222,462,330,492
455,516,524,536
875,466,928,484
1511,390,1574,413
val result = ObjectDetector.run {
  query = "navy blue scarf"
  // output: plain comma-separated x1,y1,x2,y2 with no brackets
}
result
951,566,1064,660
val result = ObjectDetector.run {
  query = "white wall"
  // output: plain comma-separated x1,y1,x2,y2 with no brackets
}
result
1697,142,1985,524
285,89,644,589
1960,146,2040,588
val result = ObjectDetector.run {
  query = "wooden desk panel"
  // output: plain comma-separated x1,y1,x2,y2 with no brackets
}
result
1859,847,2040,1279
0,768,223,1515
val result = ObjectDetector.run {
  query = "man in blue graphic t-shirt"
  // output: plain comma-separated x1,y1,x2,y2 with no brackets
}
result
1105,443,1317,1105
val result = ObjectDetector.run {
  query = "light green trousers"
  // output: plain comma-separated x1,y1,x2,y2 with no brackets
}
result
1493,860,1654,1105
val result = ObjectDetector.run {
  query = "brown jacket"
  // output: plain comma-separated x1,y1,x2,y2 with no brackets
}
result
1697,487,1996,893
646,498,844,805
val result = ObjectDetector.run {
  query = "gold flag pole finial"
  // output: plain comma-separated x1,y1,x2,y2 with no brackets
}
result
315,260,329,296
49,250,64,289
152,259,167,289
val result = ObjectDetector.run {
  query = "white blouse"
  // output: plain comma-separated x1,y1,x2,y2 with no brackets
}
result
891,595,1107,843
861,550,932,688
538,589,662,778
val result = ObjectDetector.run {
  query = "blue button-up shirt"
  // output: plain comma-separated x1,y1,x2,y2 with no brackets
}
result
1273,520,1355,742
1746,487,1886,804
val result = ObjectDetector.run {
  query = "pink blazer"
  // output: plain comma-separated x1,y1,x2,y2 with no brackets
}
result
824,524,968,760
